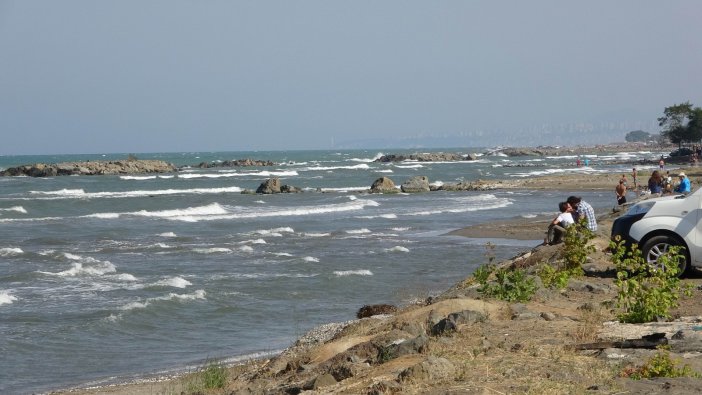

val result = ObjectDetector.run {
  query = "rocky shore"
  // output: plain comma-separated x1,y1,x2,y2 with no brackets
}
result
50,164,702,395
0,159,177,177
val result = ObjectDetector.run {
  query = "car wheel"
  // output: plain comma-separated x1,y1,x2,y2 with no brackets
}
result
641,235,689,277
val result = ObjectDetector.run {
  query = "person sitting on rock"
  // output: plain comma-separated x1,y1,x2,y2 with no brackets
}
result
546,202,575,245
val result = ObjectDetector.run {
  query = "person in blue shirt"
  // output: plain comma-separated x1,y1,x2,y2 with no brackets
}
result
674,172,691,194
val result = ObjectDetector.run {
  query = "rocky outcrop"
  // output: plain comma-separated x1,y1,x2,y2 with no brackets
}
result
375,152,473,162
357,304,398,318
254,178,300,194
0,160,176,177
369,177,397,193
195,158,275,168
401,176,430,193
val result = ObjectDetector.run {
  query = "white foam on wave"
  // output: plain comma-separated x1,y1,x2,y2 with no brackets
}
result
86,213,121,219
159,232,177,238
348,152,384,163
120,289,206,311
253,227,295,236
28,187,243,200
154,276,192,288
304,232,330,237
272,252,294,257
301,164,370,171
334,270,373,277
520,214,538,218
241,238,267,244
357,214,397,219
375,169,393,173
0,247,23,257
303,256,319,262
42,261,117,277
386,246,410,253
239,245,254,253
134,203,229,219
111,273,138,281
392,227,410,231
393,164,424,169
178,170,298,179
346,228,371,234
407,194,512,216
314,186,370,193
192,247,232,254
0,206,27,213
120,175,157,180
0,290,17,306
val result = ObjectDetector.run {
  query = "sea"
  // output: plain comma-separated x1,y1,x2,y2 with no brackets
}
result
0,147,670,394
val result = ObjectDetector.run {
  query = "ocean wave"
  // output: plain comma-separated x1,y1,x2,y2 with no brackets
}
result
159,232,177,238
300,164,370,171
304,232,330,237
406,194,512,216
120,175,157,180
314,186,370,193
0,247,24,257
346,228,371,234
253,227,295,236
241,238,267,244
27,186,244,200
0,206,27,213
392,227,410,231
385,246,410,253
177,170,298,179
348,153,384,163
334,270,373,277
272,252,294,257
0,290,17,306
153,276,192,288
393,164,424,169
303,256,319,262
192,247,232,254
357,214,397,219
40,261,117,277
120,290,206,311
239,245,254,253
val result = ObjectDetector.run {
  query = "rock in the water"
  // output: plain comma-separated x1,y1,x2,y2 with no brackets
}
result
0,160,176,177
256,178,282,194
369,177,397,193
401,176,430,193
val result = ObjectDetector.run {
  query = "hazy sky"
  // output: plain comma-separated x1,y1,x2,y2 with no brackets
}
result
2,1,702,155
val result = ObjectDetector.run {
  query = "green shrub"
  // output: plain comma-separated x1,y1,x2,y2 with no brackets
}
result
539,264,577,290
622,349,699,379
610,237,690,323
562,220,594,273
478,267,537,302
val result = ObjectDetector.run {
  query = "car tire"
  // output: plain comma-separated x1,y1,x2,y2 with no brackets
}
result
641,235,689,277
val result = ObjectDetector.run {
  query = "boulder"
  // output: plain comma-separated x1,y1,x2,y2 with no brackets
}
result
369,177,397,193
256,178,282,194
357,304,398,318
401,176,430,193
398,356,456,383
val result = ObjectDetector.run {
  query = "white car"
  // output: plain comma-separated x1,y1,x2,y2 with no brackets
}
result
611,189,697,276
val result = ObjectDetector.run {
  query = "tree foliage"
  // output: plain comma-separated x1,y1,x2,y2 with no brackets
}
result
658,102,702,146
625,130,651,142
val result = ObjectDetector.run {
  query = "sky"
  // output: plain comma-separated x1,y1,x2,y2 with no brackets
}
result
1,1,702,155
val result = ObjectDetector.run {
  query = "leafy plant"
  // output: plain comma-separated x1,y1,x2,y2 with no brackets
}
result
539,264,575,290
610,237,690,323
478,267,537,302
562,220,594,273
621,349,699,379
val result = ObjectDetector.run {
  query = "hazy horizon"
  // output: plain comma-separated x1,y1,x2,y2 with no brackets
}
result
2,1,701,155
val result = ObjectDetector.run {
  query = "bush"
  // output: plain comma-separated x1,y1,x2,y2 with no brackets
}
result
477,266,537,302
621,349,699,379
562,220,594,273
610,237,690,323
539,264,577,290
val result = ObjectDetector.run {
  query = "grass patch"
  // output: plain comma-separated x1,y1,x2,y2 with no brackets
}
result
183,359,229,393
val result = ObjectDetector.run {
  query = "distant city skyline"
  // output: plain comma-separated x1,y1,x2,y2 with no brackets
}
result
1,1,701,155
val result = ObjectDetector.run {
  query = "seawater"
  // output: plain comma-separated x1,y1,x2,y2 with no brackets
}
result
0,148,668,394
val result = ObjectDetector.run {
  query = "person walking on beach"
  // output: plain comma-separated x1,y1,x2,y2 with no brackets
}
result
648,170,663,195
547,202,575,244
615,178,627,205
659,157,665,171
675,172,691,194
567,196,597,232
632,167,637,189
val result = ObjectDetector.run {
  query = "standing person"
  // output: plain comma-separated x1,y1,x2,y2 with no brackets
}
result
648,170,663,195
584,158,590,167
674,172,691,194
632,167,637,189
576,158,581,167
567,196,597,232
616,178,627,205
659,157,665,171
547,202,575,245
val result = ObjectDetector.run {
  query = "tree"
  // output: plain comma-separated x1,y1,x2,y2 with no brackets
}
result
658,102,700,147
625,130,651,142
687,107,702,143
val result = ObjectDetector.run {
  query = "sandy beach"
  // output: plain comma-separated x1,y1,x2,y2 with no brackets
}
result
49,161,702,395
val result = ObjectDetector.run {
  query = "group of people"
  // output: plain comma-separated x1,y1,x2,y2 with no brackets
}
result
614,168,691,206
546,196,597,245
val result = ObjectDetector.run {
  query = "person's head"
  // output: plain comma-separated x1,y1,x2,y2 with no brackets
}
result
679,172,686,179
651,170,660,179
566,196,581,208
558,202,570,213
619,179,624,184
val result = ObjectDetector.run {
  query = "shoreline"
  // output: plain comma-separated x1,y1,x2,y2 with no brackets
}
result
48,162,702,394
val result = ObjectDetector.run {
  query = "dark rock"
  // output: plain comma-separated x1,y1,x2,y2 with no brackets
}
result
431,310,486,336
303,373,336,390
256,178,282,194
367,380,402,394
196,158,276,168
1,160,176,177
398,356,455,383
357,304,398,318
